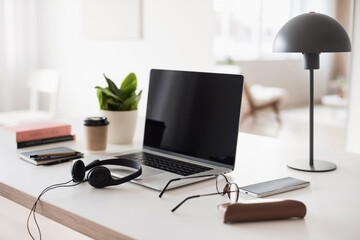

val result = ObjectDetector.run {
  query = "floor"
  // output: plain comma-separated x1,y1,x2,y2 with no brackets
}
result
240,105,347,151
0,195,92,240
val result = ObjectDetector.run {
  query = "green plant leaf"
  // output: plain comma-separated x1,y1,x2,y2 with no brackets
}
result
121,73,137,89
122,90,142,110
103,74,121,96
96,72,142,111
121,92,137,110
118,73,137,102
97,88,106,110
97,87,112,110
120,82,137,99
95,86,121,101
107,98,124,110
129,90,142,110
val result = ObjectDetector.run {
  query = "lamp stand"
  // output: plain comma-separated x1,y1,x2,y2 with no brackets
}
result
287,53,337,172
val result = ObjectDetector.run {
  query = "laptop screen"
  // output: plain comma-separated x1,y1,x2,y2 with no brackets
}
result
144,69,244,168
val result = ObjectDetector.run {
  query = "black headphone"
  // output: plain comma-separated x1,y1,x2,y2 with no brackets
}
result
71,158,142,188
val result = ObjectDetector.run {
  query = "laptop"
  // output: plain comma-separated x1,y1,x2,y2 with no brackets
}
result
114,69,244,191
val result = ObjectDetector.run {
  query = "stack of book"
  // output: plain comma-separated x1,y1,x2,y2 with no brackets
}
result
0,121,75,148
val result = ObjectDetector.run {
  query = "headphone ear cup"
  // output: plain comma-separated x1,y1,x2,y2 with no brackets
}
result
87,166,111,188
71,160,86,183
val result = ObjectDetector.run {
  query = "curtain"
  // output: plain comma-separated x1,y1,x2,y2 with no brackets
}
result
0,0,38,111
346,0,360,153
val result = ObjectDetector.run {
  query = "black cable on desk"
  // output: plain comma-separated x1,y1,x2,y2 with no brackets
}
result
27,179,81,240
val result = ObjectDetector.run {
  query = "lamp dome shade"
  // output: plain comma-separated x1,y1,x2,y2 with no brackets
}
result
273,12,351,53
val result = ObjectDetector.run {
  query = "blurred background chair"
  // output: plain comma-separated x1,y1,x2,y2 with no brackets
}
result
215,64,287,124
0,69,60,126
241,82,287,124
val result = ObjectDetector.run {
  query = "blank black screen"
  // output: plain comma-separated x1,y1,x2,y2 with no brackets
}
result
144,69,244,167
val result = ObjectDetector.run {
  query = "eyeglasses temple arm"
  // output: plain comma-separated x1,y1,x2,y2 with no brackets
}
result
171,192,223,212
159,174,217,198
159,178,182,198
171,195,200,212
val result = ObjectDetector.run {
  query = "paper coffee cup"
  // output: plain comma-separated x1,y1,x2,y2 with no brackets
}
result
84,117,109,151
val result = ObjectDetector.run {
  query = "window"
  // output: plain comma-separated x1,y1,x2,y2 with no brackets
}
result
214,0,333,61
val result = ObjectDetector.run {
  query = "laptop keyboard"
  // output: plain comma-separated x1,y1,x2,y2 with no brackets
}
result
117,152,213,176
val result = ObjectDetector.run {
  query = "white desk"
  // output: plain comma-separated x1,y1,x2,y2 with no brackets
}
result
1,119,360,239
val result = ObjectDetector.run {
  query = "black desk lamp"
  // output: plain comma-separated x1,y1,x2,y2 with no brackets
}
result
273,12,351,172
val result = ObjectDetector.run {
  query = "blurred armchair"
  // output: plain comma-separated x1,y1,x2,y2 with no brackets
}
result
215,64,287,124
241,82,287,123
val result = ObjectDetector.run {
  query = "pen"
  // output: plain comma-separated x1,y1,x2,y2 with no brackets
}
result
43,158,73,165
30,151,78,158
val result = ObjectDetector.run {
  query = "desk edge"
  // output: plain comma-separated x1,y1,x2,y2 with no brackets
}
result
0,181,134,240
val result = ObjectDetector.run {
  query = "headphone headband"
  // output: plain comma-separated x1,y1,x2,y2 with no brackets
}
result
72,158,142,188
91,158,142,185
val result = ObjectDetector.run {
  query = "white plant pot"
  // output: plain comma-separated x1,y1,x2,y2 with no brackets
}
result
100,110,137,144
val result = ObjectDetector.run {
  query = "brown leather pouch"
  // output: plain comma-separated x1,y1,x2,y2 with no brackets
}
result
218,199,306,223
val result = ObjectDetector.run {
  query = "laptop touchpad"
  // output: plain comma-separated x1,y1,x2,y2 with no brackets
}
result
108,165,162,178
138,166,163,177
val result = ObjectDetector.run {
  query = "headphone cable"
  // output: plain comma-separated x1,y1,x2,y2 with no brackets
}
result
27,179,81,240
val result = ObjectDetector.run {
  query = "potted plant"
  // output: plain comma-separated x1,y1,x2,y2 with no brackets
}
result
95,73,142,144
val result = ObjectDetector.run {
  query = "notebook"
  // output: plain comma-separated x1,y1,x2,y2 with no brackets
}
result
113,69,244,191
20,147,83,165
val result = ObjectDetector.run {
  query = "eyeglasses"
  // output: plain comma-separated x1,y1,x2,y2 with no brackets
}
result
159,174,239,212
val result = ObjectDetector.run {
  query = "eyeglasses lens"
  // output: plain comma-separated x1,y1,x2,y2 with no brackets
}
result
216,175,239,203
229,183,239,203
216,174,227,195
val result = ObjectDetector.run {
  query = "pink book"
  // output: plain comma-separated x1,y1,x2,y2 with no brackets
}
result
1,121,72,142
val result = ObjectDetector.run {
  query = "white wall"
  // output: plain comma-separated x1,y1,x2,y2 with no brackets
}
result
346,0,360,154
1,0,341,117
36,0,215,118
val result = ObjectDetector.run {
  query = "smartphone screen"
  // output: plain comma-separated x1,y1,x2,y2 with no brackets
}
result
239,177,310,198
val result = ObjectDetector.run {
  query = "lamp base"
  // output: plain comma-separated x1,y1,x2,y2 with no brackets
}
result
287,159,337,172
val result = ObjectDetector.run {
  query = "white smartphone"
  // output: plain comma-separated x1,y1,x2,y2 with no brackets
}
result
239,177,310,198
